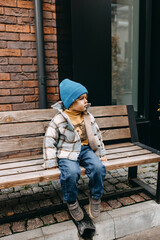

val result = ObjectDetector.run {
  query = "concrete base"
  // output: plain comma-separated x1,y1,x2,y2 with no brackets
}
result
1,200,160,240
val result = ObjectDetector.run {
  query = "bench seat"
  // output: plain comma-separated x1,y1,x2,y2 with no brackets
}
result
0,105,160,202
0,142,159,190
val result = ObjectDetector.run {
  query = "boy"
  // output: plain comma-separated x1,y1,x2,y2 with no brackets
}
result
43,79,107,221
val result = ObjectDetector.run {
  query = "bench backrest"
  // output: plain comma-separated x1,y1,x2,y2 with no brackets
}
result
0,105,134,157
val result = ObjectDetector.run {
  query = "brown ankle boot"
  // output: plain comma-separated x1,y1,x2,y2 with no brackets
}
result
67,200,84,221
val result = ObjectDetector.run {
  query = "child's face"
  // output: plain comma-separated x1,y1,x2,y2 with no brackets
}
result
69,93,88,112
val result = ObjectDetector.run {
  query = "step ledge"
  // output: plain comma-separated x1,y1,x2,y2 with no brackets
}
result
1,200,160,240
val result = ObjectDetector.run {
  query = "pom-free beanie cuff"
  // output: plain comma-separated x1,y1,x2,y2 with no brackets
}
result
60,79,88,109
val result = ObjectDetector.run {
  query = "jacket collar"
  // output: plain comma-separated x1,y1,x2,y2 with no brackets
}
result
51,101,91,112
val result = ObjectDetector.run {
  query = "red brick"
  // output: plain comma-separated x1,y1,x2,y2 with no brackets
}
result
0,104,11,111
0,57,8,64
45,50,57,58
118,197,135,206
0,89,10,95
17,0,34,9
47,87,58,94
46,78,58,85
44,34,57,42
11,88,34,95
0,81,22,89
43,19,56,28
0,49,21,57
23,81,38,88
139,192,151,200
0,24,5,31
9,57,32,65
12,102,36,111
45,42,57,50
41,214,56,225
20,33,35,41
27,218,43,231
22,49,36,57
0,7,3,14
22,65,37,73
6,24,30,33
0,41,6,49
130,194,145,203
54,211,70,222
0,65,22,72
11,221,25,233
0,32,19,40
17,16,34,25
0,15,16,24
46,65,58,72
47,94,59,101
100,201,112,212
46,58,58,65
35,88,39,94
30,25,35,33
25,95,39,102
11,73,34,81
5,7,29,16
43,3,55,12
44,27,56,35
43,11,53,19
7,41,31,49
107,199,122,209
0,0,16,7
0,223,12,237
53,12,56,19
0,73,10,80
0,96,23,104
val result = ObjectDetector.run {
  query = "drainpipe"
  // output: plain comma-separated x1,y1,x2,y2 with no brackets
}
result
34,0,47,109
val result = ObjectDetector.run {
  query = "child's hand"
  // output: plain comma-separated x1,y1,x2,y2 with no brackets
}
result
101,156,107,161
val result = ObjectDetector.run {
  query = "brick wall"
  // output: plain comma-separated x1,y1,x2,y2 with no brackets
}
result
0,0,59,111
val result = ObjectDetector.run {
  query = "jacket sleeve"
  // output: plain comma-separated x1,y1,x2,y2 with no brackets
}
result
95,121,107,157
43,119,59,169
89,113,107,157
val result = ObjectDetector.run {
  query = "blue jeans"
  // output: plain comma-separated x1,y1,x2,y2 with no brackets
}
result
58,145,106,203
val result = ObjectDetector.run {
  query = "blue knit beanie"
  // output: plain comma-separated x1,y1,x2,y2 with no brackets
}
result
59,78,88,109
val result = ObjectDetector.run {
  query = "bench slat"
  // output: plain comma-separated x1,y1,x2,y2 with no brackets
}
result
0,155,42,164
0,168,61,189
0,109,56,124
107,149,151,160
0,116,129,138
0,153,160,189
106,145,142,154
102,128,131,141
0,165,44,177
0,150,151,177
106,142,134,149
0,136,43,153
0,106,127,124
96,116,129,128
90,105,128,117
0,130,131,153
0,122,49,137
0,159,43,170
105,153,160,170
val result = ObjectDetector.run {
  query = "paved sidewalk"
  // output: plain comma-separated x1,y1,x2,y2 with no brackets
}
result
0,163,158,239
118,225,160,240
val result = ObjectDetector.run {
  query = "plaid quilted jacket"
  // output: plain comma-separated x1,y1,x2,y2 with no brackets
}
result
43,101,106,169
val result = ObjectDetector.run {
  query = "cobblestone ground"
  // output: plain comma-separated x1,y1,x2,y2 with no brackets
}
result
0,163,158,238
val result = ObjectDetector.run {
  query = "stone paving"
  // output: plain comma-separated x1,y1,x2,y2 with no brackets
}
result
0,163,158,238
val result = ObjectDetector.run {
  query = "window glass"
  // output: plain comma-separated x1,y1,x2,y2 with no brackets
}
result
111,0,139,113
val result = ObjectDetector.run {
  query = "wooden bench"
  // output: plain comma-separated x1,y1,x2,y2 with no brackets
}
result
0,105,160,202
